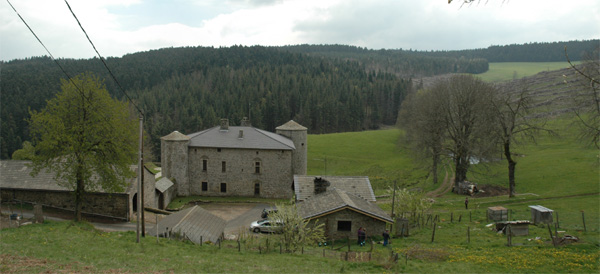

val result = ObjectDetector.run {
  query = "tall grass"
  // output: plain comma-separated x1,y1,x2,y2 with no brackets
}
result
476,62,578,82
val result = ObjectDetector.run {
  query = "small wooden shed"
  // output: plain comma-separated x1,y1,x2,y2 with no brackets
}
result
495,221,531,236
487,206,508,222
529,205,553,225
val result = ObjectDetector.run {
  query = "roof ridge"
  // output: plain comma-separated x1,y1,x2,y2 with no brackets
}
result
254,128,295,149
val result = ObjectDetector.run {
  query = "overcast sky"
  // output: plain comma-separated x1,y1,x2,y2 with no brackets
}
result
1,0,598,61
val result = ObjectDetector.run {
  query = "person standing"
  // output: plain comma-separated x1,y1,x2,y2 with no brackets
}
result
465,197,469,209
357,227,363,245
382,229,390,246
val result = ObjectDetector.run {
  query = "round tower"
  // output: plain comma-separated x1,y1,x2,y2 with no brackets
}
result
160,131,190,196
276,120,307,175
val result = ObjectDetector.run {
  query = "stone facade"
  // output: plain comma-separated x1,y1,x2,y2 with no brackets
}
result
310,208,388,240
161,119,306,199
1,188,131,220
188,147,293,198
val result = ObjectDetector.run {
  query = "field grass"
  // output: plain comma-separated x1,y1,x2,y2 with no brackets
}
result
476,62,578,82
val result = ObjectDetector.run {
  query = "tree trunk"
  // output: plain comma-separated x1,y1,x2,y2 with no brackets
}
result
75,165,84,222
432,153,439,184
504,140,517,198
454,154,469,188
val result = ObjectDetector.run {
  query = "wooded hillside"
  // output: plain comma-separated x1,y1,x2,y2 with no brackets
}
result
1,40,596,160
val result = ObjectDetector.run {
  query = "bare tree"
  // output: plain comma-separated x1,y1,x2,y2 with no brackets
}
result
492,80,551,197
565,46,600,149
432,75,498,189
398,90,446,184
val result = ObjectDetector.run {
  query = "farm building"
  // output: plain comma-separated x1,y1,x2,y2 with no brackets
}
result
487,206,508,222
161,118,307,199
529,205,554,225
294,175,376,202
149,205,226,244
0,160,168,220
297,186,393,240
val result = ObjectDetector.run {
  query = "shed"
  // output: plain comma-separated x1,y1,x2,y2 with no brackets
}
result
487,206,508,222
149,205,226,244
495,221,531,236
529,205,553,225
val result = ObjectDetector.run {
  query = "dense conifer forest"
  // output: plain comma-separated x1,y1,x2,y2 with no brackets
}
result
1,40,597,159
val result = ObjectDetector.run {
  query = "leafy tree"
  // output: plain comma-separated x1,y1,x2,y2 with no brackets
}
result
269,203,325,253
28,73,137,221
389,188,432,216
11,141,35,160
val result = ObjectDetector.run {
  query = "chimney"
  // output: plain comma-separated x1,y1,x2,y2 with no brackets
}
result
220,119,229,131
241,117,251,127
238,130,244,139
314,177,330,195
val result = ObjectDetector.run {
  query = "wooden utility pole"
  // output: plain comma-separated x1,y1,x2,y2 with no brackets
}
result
391,180,397,231
136,116,142,243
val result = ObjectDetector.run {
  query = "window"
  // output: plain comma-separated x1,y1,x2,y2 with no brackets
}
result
254,183,260,196
202,182,208,191
221,161,226,172
220,183,227,193
255,162,261,174
202,159,207,171
337,221,351,231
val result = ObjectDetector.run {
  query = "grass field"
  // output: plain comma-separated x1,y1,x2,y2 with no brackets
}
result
2,62,598,273
476,62,578,82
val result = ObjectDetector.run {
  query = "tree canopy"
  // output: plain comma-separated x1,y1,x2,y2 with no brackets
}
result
28,73,138,221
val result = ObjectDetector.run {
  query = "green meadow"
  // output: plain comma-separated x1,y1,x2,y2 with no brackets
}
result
476,62,577,82
2,62,599,273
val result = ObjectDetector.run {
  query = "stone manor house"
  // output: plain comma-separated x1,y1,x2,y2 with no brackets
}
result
161,118,307,199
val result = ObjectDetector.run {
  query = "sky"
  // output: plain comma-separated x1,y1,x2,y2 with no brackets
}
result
1,0,599,61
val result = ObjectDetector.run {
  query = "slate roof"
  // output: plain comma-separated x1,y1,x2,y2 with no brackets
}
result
0,160,68,191
155,177,174,193
297,188,393,223
1,160,139,194
276,120,307,131
149,205,226,244
294,175,376,202
186,126,295,150
161,131,190,141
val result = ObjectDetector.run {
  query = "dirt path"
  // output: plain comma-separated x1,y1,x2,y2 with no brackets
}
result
426,169,454,198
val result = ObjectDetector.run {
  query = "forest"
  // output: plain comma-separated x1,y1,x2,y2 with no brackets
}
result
1,40,597,160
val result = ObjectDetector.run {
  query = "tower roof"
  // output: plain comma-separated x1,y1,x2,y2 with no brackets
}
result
161,131,190,141
276,120,307,131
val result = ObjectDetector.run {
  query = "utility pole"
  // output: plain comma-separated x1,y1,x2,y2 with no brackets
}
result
391,180,397,230
141,127,145,237
136,116,143,243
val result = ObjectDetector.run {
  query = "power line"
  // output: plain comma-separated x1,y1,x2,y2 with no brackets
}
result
6,0,87,100
63,0,144,116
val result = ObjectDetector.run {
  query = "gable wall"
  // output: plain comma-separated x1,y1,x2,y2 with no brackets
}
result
310,208,387,240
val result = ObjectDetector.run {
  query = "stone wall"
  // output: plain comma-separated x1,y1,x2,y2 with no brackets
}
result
187,147,294,198
1,188,131,220
161,139,189,196
310,208,388,240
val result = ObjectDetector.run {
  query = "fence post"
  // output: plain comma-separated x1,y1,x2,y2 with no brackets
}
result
507,225,512,247
556,211,560,228
347,236,350,251
469,211,472,222
547,224,556,247
156,214,159,244
451,212,453,223
459,214,462,223
238,240,241,252
467,226,470,244
431,222,436,243
200,236,203,246
581,211,587,232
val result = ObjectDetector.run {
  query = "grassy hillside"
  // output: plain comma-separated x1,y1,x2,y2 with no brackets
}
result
476,62,578,82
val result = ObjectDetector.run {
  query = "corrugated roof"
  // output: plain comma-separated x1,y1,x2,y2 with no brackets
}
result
276,120,307,131
187,126,295,150
149,205,226,244
161,131,190,141
528,205,553,212
155,177,174,193
297,188,393,223
294,175,376,202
